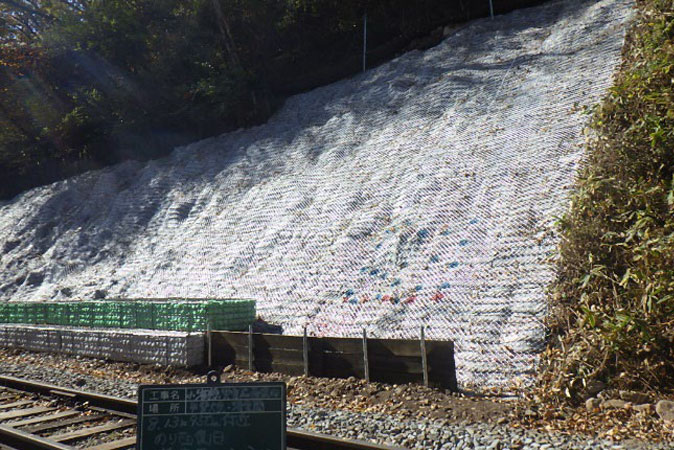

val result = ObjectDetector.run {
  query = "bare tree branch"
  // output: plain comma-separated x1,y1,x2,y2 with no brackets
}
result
7,13,40,40
0,0,54,20
210,0,241,68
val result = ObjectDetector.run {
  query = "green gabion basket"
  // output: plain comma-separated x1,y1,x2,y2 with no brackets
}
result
0,299,255,332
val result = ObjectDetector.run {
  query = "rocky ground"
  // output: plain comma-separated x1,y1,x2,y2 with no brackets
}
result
0,348,672,449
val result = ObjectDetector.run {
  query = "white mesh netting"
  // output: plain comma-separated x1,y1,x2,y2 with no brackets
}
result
0,0,633,387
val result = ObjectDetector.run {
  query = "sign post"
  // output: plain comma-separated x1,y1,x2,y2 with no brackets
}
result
137,375,286,450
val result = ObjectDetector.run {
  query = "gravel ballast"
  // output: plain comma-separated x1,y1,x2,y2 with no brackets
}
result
0,350,670,449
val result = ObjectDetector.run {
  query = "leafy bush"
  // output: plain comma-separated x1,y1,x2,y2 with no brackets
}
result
542,0,674,401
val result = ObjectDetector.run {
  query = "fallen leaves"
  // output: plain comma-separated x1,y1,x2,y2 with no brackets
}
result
1,348,673,445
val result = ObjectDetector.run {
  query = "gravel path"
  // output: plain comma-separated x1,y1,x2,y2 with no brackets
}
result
0,358,667,449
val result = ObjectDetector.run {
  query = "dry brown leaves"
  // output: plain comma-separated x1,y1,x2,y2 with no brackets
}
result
509,397,674,444
1,348,673,445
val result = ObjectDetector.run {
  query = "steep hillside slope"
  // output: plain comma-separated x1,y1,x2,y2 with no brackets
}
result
0,0,633,387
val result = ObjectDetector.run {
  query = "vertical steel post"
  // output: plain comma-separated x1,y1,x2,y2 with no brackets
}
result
489,0,494,19
362,11,367,72
165,335,170,366
420,326,429,387
362,329,370,382
207,320,212,368
303,327,309,377
248,324,254,372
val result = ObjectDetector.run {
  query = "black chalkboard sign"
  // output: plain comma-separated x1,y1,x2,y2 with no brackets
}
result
137,381,286,450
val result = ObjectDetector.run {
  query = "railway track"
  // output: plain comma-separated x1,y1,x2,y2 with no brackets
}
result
0,375,398,450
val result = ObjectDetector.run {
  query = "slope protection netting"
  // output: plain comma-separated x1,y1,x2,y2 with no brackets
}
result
0,0,633,387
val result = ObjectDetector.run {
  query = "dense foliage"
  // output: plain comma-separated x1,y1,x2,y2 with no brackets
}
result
542,0,674,400
0,0,540,199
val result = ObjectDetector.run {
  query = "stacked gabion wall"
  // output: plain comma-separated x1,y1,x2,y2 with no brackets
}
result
0,299,255,332
0,325,204,366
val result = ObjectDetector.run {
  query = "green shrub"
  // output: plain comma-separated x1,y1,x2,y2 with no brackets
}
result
542,0,674,401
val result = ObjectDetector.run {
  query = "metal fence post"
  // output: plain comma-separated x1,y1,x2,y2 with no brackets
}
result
362,329,370,382
207,319,212,368
303,327,309,377
420,326,429,387
489,0,494,19
362,11,367,72
248,324,254,372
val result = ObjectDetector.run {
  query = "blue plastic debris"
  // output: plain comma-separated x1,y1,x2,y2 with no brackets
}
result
345,289,355,297
430,255,440,263
469,219,478,225
439,282,451,289
391,279,401,287
449,262,459,268
459,239,470,246
369,269,379,276
414,285,423,291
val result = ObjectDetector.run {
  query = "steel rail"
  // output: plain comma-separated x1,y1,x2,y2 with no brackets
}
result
0,375,402,450
0,376,137,415
0,423,75,450
286,429,398,450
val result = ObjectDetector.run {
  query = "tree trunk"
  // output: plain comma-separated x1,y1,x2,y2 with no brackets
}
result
210,0,240,68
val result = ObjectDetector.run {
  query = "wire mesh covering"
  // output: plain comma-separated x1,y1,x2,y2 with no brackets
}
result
0,0,633,387
0,325,205,366
0,299,255,332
